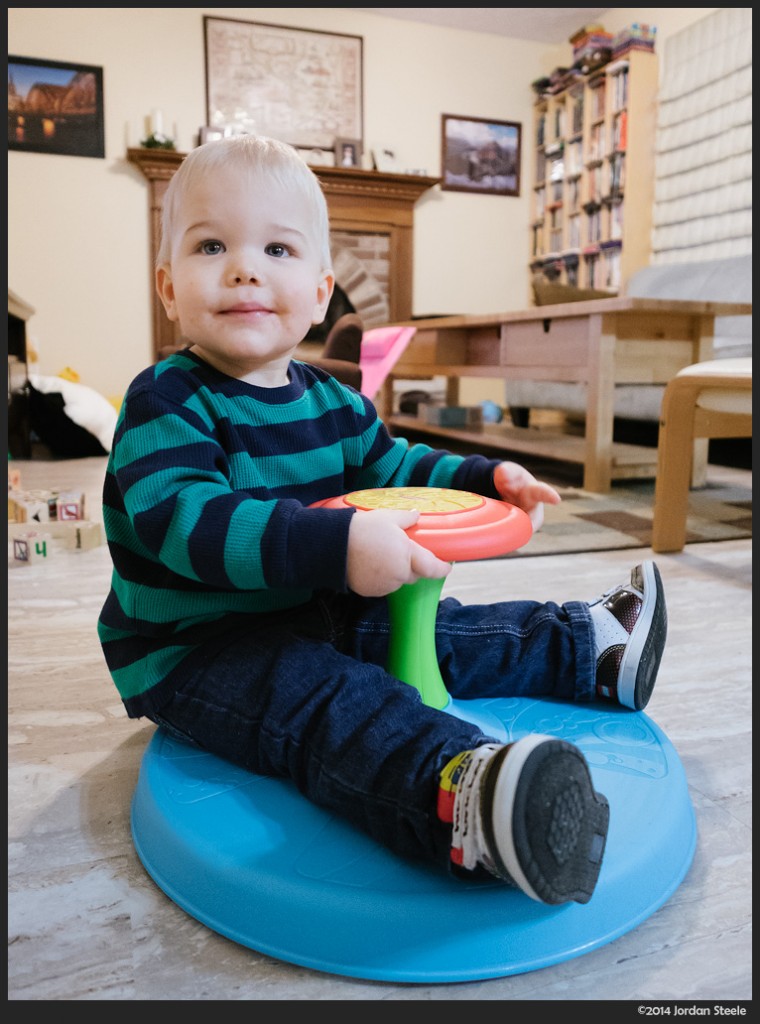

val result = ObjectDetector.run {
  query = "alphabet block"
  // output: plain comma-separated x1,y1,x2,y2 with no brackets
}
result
56,491,86,521
12,531,53,566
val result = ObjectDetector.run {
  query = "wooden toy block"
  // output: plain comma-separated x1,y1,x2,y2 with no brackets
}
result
56,491,86,521
9,489,60,524
73,521,104,551
11,496,51,524
12,531,53,566
8,518,104,549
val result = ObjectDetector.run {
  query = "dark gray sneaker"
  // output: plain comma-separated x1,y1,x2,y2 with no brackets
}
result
482,735,610,905
590,560,667,710
440,736,610,905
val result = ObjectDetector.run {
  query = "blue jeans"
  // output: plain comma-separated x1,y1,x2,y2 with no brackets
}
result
150,589,595,874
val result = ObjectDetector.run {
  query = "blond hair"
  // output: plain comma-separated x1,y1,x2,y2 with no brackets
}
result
156,135,332,268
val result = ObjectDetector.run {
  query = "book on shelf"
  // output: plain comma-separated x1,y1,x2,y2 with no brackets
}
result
611,110,627,153
606,196,624,240
589,75,606,119
561,248,581,286
534,185,546,218
567,214,581,249
600,239,622,289
535,111,546,147
567,138,584,175
582,247,601,288
569,87,584,133
583,204,602,244
567,177,581,214
553,104,565,140
586,163,603,201
608,152,626,193
607,61,630,110
535,150,546,182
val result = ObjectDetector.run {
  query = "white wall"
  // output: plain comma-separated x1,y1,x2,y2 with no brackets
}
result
8,7,716,401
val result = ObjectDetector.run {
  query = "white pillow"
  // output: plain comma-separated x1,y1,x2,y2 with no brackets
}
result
29,374,118,452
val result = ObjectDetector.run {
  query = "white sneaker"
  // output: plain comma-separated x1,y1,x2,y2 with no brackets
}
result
590,561,667,710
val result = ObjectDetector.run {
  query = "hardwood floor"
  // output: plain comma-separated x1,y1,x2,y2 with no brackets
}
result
8,458,751,1001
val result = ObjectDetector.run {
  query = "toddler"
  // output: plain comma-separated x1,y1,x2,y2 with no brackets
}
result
99,136,667,905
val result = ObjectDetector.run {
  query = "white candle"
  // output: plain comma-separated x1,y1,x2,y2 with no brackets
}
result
151,108,163,135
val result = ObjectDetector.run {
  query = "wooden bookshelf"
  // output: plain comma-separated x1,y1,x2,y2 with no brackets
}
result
530,49,658,294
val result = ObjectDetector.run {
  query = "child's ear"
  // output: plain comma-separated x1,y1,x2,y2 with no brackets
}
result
312,270,335,325
156,266,179,322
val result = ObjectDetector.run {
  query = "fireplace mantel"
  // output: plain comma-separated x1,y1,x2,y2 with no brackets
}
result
127,148,439,360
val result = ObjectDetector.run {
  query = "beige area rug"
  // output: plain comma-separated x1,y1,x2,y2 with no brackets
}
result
8,457,751,561
509,466,752,558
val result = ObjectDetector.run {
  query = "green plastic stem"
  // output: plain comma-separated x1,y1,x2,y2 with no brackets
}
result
386,575,450,710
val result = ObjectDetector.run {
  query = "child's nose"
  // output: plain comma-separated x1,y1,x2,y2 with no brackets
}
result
228,255,262,285
230,268,260,285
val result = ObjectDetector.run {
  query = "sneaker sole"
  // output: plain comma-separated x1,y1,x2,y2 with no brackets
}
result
483,735,610,905
617,561,667,710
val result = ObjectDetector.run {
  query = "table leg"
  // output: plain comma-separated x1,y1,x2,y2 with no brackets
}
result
688,314,715,487
583,313,615,493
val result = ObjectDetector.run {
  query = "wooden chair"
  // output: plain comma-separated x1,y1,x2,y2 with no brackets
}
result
310,312,363,390
651,358,752,553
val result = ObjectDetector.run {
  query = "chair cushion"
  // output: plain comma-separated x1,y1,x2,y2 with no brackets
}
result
676,357,752,414
676,357,752,379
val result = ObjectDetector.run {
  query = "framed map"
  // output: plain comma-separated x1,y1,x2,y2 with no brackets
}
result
204,17,363,151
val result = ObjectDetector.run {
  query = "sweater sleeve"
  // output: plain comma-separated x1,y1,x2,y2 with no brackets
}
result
109,379,354,594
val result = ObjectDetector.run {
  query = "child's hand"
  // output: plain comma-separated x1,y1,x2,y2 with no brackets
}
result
346,508,451,597
493,461,561,531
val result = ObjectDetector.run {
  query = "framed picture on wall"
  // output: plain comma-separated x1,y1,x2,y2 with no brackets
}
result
441,114,521,196
204,17,363,151
8,55,105,158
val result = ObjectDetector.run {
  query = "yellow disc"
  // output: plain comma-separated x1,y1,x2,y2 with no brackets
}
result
345,487,484,514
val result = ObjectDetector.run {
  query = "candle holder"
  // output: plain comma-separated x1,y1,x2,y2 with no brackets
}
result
139,131,175,151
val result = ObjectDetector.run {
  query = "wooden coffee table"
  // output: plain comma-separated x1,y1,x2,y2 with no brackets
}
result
381,296,752,492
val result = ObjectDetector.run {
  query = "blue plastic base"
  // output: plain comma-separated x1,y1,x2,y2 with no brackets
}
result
131,697,696,983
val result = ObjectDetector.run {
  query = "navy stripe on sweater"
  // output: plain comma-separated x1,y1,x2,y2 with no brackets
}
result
98,351,500,716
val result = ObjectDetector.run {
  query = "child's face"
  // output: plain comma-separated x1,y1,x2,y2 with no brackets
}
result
156,166,334,385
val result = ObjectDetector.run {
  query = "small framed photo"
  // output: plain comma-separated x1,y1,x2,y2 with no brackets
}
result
335,137,361,168
8,55,105,159
441,114,521,196
372,145,400,173
198,126,225,145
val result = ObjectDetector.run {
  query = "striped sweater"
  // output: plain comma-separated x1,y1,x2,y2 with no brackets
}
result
98,350,501,717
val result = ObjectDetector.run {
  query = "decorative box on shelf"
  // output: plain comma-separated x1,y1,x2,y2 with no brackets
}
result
421,405,484,429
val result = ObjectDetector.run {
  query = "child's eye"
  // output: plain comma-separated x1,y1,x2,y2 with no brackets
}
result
200,240,224,255
265,243,290,258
